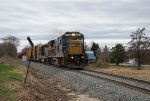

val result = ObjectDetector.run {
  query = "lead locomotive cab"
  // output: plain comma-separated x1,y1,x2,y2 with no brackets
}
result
61,32,86,68
48,32,87,68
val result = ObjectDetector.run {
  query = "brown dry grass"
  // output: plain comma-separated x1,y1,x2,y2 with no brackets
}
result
0,56,22,67
19,66,101,101
18,67,73,101
87,65,150,82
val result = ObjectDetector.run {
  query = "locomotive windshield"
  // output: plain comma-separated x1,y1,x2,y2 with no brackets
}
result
70,39,82,45
71,43,82,47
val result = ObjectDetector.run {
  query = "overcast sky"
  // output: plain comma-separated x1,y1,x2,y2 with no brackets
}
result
0,0,150,52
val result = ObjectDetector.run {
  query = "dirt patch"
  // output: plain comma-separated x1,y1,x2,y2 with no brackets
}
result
19,66,100,101
71,94,100,101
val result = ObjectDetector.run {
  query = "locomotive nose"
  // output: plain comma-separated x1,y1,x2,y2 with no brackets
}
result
68,40,83,55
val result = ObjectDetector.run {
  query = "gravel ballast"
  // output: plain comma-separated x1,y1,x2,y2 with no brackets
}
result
28,62,150,101
80,70,150,91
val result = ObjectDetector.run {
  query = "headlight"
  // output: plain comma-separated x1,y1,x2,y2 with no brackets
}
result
71,56,73,59
72,33,75,36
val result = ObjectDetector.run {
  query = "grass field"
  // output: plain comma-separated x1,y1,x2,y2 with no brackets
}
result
87,64,150,81
0,64,24,101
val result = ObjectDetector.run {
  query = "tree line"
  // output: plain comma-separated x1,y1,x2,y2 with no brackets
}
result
90,28,150,70
0,35,19,58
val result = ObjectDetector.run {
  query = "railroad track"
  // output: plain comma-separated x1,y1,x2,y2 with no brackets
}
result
52,66,150,94
29,62,150,94
76,69,150,94
27,62,150,101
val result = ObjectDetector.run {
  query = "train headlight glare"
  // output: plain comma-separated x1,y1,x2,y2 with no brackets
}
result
71,57,73,59
72,33,75,36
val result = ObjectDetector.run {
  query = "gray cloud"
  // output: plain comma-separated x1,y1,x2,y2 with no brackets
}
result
0,0,150,52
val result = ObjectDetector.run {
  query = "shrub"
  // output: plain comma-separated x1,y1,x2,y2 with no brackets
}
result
0,56,22,66
95,59,109,68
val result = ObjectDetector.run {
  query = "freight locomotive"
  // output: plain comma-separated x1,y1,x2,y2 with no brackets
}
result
26,32,88,68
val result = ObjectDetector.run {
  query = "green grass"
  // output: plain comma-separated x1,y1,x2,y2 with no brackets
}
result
0,64,24,101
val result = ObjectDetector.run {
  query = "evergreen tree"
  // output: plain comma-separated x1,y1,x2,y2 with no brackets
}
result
91,42,99,57
110,44,126,66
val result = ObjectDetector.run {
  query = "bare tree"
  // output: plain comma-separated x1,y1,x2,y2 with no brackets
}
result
2,35,20,47
128,28,150,69
0,43,7,57
96,47,102,60
102,45,109,62
1,35,20,57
